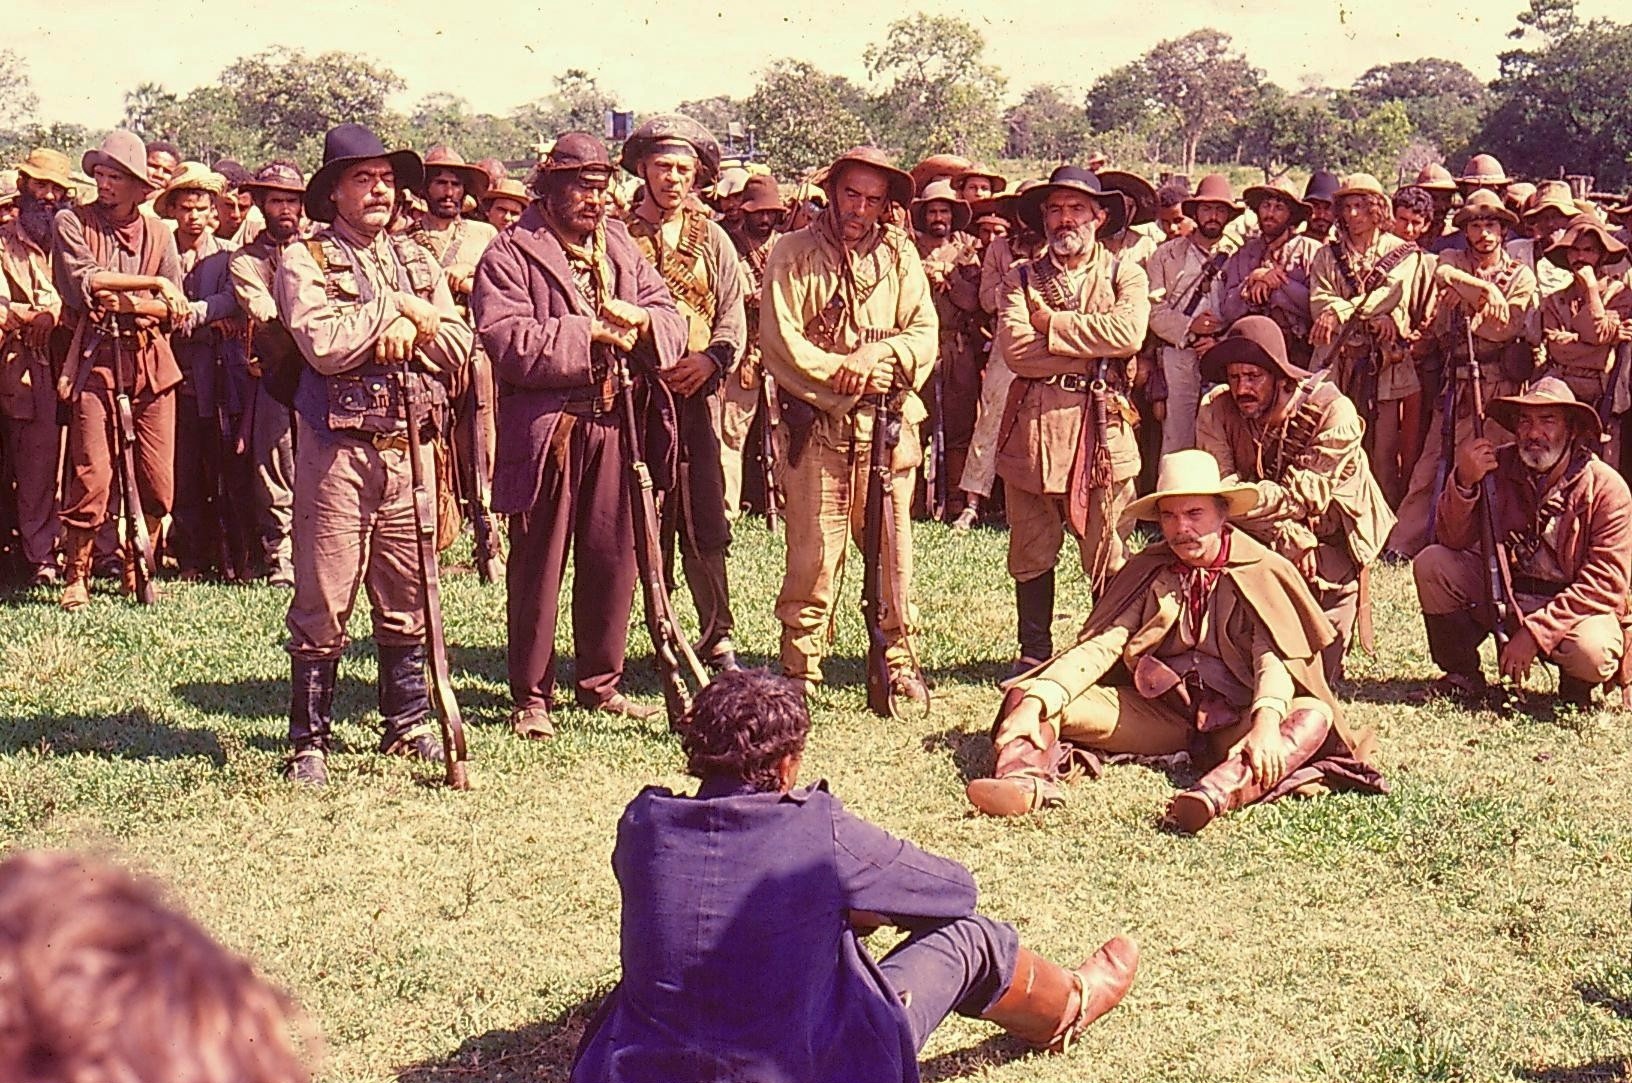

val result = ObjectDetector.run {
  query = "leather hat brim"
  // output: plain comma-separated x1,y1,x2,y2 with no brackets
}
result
1018,182,1128,237
304,149,423,223
417,162,490,202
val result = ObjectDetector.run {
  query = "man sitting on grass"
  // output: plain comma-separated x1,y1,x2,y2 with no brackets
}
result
571,668,1139,1083
967,449,1388,831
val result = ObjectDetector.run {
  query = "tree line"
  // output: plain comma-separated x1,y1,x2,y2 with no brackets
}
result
1,0,1628,188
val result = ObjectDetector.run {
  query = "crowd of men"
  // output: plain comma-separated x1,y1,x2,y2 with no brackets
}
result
3,110,1632,1081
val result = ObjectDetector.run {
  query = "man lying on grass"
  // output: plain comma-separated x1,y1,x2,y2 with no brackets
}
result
968,449,1389,831
571,668,1138,1083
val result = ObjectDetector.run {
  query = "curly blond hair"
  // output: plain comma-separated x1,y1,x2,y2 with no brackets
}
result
0,851,316,1083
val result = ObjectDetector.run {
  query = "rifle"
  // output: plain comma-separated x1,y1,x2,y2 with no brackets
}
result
210,352,253,582
760,370,783,533
612,349,709,727
926,367,947,521
1181,248,1230,319
862,392,904,718
1426,359,1457,543
1464,319,1517,651
1599,341,1630,452
104,322,157,605
1069,358,1116,601
397,364,469,789
465,358,504,584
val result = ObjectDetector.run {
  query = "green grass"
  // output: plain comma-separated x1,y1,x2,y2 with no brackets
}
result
2,521,1630,1083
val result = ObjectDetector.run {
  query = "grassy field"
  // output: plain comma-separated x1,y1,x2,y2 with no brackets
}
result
1,519,1629,1083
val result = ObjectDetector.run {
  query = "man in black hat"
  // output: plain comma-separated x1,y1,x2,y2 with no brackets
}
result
470,132,689,737
273,123,474,783
1301,171,1340,243
1414,377,1631,706
993,165,1148,671
618,113,747,671
228,161,307,586
1195,316,1395,679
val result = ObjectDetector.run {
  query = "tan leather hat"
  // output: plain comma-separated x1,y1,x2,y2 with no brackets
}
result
826,147,915,208
1242,175,1310,225
911,179,971,232
81,130,154,189
1121,450,1258,523
1489,376,1600,438
1412,163,1458,192
1181,173,1243,221
14,148,73,191
1458,153,1511,188
1453,188,1518,228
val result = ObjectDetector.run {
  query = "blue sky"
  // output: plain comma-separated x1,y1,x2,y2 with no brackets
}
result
9,0,1623,129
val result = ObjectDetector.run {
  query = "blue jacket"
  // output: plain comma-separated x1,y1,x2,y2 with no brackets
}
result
570,780,979,1083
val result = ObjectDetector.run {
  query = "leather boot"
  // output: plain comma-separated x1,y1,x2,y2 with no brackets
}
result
982,938,1139,1051
287,658,337,785
1015,571,1055,666
377,644,442,762
1558,674,1595,707
1423,610,1486,684
58,526,96,612
1163,707,1332,834
967,686,1065,816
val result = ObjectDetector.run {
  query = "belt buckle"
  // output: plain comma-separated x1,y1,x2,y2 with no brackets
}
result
1053,372,1088,394
370,431,407,453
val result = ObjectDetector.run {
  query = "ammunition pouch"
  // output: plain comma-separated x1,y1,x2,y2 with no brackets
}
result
778,391,820,469
326,365,446,436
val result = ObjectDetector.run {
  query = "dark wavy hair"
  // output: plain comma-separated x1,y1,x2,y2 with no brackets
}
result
1392,185,1435,221
679,669,810,792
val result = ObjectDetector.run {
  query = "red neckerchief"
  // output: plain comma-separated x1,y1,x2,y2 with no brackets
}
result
1170,525,1233,640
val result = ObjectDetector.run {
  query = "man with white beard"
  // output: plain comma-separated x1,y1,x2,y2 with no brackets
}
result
992,165,1148,672
1413,378,1632,707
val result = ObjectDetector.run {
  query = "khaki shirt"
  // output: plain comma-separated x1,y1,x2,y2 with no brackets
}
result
1307,232,1434,371
761,212,938,442
1541,275,1632,378
1147,234,1225,348
0,219,61,421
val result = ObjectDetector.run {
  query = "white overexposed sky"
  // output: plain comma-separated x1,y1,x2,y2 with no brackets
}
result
8,0,1624,130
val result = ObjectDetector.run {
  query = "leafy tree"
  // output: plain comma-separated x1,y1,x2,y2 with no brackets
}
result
1142,29,1261,173
511,69,619,143
0,50,38,134
1351,58,1488,159
1084,63,1160,138
863,14,1005,162
1004,84,1085,162
673,96,740,136
218,47,405,157
743,60,869,176
121,82,177,140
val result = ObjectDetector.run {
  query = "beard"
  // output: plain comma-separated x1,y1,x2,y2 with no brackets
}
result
1047,224,1090,258
1197,220,1225,240
923,220,951,239
1519,434,1568,473
18,194,62,248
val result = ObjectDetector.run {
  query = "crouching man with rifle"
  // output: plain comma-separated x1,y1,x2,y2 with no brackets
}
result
470,133,690,738
1413,378,1632,707
51,131,189,612
760,147,939,704
272,125,473,785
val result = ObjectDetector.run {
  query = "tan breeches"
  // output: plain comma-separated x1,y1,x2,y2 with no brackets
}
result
1005,480,1134,585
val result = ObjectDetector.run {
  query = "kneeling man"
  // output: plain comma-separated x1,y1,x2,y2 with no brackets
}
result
1413,378,1632,705
572,669,1138,1083
968,449,1387,831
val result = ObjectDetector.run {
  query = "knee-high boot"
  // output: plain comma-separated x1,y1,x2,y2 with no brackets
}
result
1162,707,1333,833
981,938,1139,1051
967,686,1067,817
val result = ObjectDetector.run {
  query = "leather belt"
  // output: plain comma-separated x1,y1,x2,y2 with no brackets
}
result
1040,371,1124,394
369,431,409,453
1510,575,1565,598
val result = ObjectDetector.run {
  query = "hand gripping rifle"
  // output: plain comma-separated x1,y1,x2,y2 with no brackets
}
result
1463,319,1517,651
612,349,709,727
102,320,157,605
398,363,469,789
861,391,906,718
1599,341,1631,452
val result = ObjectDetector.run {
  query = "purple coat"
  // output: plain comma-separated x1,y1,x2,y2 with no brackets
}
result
469,205,687,515
570,780,979,1083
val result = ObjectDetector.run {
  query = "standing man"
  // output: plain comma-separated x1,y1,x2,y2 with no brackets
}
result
0,149,70,586
52,131,188,612
470,133,688,738
1195,316,1395,680
1219,177,1320,368
910,179,982,521
1414,379,1631,706
211,161,262,246
1389,189,1538,557
1301,171,1340,243
1537,216,1632,464
620,114,747,671
952,163,1006,205
157,163,244,580
760,147,938,699
720,173,784,521
1509,182,1576,299
228,161,306,586
993,166,1148,670
274,124,474,783
1147,173,1239,453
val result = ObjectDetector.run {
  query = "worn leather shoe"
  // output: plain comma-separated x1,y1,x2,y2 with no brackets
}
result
588,693,663,722
510,706,556,740
380,723,445,763
286,749,329,786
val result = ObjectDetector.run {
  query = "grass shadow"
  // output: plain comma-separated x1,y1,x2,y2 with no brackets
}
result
1578,978,1632,1020
919,1033,1028,1081
395,995,605,1083
1513,1060,1630,1082
922,725,993,784
1,709,225,764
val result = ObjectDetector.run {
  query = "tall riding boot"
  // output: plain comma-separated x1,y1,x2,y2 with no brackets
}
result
1163,707,1333,834
377,644,442,762
1423,610,1487,686
1015,571,1055,668
58,526,96,612
981,939,1139,1052
288,657,337,785
967,686,1067,817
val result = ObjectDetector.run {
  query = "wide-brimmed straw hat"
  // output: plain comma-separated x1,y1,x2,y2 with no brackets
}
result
1453,188,1518,228
1524,181,1577,222
480,177,529,209
1488,377,1600,438
1242,176,1310,225
81,130,154,189
1019,165,1128,236
304,123,423,223
1121,450,1259,523
1543,216,1629,268
1333,173,1389,201
417,146,491,201
1181,173,1243,222
952,163,1007,194
1200,314,1311,384
619,113,722,187
154,162,225,218
911,179,971,232
824,146,915,208
14,148,73,191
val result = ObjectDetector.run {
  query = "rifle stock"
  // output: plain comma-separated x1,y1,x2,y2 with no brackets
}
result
761,371,783,533
928,368,946,521
1464,321,1517,651
399,366,469,789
